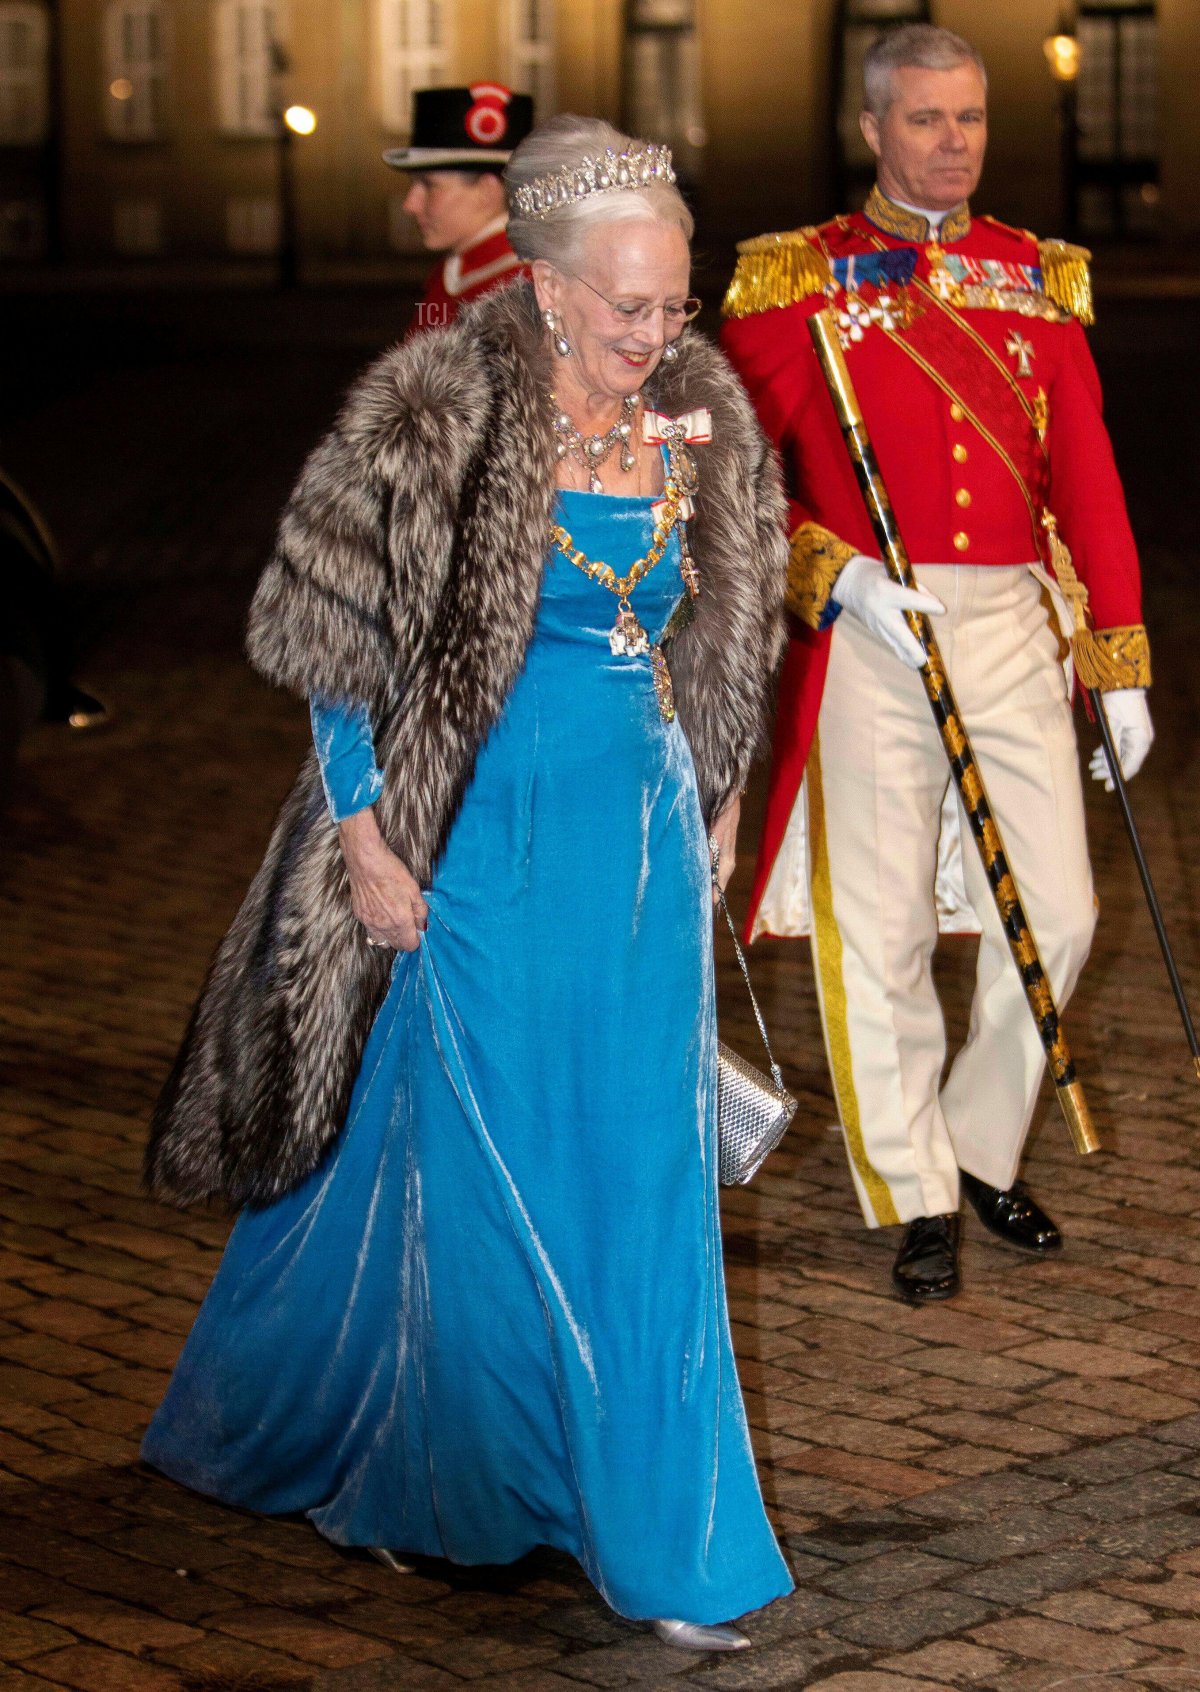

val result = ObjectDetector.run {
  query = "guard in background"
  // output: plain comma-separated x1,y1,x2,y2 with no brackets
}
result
384,84,533,331
720,24,1154,1302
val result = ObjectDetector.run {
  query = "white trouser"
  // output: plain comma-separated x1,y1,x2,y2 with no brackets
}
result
807,565,1097,1227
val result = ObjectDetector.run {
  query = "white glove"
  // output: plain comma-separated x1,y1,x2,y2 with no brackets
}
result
1089,687,1154,790
832,554,945,669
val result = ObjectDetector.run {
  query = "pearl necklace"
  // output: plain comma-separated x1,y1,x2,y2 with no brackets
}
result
550,392,638,492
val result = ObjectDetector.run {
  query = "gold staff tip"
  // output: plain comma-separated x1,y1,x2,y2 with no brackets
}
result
1058,1077,1101,1155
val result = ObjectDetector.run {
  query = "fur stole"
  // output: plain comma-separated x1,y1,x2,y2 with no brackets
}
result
146,280,787,1206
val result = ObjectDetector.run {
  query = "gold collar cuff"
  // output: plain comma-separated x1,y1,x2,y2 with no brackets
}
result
864,185,971,245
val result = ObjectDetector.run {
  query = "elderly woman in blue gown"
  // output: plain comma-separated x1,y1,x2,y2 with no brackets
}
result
142,114,793,1652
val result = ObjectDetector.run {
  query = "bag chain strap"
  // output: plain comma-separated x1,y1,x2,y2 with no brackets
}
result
711,841,786,1093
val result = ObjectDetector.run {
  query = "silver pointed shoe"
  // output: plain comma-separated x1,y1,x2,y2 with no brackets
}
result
652,1618,750,1651
369,1547,416,1573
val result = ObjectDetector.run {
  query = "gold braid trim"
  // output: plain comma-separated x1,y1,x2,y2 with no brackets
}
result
1038,239,1095,326
1041,513,1150,688
786,522,855,629
721,230,832,319
1083,625,1152,690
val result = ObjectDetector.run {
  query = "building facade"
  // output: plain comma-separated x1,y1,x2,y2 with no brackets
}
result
1,0,1196,273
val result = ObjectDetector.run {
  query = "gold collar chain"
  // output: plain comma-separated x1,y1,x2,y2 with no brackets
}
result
549,437,700,722
550,485,682,603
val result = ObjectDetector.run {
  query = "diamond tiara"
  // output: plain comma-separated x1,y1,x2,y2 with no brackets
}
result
509,143,676,221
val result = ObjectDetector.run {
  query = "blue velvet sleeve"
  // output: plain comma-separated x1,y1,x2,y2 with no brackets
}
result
310,695,385,824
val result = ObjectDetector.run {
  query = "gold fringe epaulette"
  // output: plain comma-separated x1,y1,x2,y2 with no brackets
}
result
721,229,832,319
1038,239,1095,326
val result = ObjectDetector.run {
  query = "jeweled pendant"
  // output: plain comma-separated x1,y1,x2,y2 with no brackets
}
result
620,446,636,472
589,469,603,493
650,646,675,721
679,534,701,599
610,605,650,657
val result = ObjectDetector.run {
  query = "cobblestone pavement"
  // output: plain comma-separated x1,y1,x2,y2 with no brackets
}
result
1,291,1199,1691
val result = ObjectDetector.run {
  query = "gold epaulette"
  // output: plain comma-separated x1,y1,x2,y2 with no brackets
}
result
721,229,832,319
1038,238,1095,326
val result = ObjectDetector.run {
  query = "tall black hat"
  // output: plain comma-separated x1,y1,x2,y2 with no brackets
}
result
382,84,534,171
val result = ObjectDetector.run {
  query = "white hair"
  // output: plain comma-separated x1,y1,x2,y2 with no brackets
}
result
863,24,987,119
504,113,694,270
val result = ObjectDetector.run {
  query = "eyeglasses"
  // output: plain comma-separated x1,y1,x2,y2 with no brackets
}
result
566,271,702,328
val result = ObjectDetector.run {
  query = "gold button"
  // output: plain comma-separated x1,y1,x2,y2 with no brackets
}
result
950,402,965,421
955,488,971,508
953,530,970,551
952,443,968,463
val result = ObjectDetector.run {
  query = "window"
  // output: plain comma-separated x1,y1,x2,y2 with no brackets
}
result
1072,0,1159,236
214,1,281,136
378,0,450,133
104,0,167,141
226,194,280,252
622,0,703,184
0,2,48,145
833,0,931,200
113,197,163,252
1077,5,1157,161
505,0,554,117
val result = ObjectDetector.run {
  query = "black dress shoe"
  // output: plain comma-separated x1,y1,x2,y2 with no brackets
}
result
892,1213,961,1304
960,1171,1062,1253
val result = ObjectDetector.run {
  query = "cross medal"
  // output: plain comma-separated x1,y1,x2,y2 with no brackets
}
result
1006,331,1035,379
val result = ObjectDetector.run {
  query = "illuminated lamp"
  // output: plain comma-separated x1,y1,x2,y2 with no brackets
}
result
1043,33,1080,83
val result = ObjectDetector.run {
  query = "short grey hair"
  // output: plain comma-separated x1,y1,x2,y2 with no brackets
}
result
504,113,694,270
863,24,987,119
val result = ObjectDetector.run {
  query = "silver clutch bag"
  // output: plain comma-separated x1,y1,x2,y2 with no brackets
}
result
715,882,798,1186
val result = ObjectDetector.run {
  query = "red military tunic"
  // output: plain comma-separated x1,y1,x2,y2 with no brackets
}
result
719,191,1150,939
413,217,526,333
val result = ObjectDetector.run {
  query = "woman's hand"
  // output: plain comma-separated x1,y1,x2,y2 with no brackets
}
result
709,795,741,908
338,808,428,953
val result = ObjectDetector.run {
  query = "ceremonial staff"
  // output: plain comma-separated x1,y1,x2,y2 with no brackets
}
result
807,307,1099,1155
1041,515,1200,1084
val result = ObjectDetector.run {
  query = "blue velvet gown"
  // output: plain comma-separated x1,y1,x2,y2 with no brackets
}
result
142,489,793,1625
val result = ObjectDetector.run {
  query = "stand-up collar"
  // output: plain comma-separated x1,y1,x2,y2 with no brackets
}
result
864,184,971,244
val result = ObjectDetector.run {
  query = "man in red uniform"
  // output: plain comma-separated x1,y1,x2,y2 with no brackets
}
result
384,85,534,332
721,24,1153,1302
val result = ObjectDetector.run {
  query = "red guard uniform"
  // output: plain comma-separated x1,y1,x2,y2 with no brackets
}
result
413,217,526,333
720,189,1150,1227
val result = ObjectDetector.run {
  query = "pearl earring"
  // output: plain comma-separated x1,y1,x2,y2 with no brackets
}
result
544,308,572,357
661,342,680,363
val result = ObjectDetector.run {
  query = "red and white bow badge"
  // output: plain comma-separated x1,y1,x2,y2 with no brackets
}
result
643,407,712,524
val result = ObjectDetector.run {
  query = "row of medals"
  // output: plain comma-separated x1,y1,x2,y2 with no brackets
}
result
552,401,700,724
832,240,1065,349
829,243,1052,440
